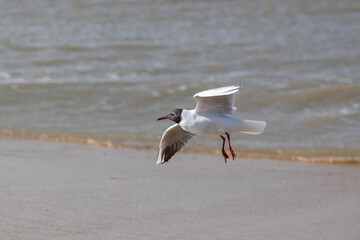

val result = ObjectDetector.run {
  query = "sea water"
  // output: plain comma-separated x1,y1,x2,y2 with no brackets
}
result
0,0,359,163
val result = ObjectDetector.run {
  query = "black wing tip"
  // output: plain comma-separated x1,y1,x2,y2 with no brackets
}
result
156,147,176,165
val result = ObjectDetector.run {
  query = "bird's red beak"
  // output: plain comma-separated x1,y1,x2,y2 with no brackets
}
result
157,116,168,121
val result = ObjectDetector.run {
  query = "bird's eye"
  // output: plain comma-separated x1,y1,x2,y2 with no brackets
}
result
171,112,175,116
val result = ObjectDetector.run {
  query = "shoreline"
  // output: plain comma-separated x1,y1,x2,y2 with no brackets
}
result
0,138,359,239
1,132,360,165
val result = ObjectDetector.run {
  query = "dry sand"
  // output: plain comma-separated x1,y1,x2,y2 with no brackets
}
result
0,139,359,240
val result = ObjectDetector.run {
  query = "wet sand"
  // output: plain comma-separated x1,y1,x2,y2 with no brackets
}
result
0,139,359,240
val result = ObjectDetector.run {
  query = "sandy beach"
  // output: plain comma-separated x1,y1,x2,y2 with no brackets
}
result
0,138,359,240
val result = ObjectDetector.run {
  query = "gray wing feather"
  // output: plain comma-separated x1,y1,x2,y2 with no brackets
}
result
156,124,196,165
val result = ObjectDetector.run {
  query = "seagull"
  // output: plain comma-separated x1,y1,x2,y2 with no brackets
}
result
156,85,266,165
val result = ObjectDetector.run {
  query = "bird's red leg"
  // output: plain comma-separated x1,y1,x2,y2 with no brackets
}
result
220,135,229,163
225,132,236,160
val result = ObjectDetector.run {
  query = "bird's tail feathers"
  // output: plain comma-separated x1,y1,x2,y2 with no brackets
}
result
236,119,266,135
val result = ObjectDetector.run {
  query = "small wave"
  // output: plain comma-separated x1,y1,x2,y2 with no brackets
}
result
32,59,71,66
255,84,360,112
338,103,360,117
56,45,91,51
0,71,11,79
0,76,26,85
9,44,43,51
0,128,119,149
102,43,163,51
0,72,148,86
290,85,360,105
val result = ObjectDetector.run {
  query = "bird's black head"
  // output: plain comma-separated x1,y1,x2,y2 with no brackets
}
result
157,108,183,124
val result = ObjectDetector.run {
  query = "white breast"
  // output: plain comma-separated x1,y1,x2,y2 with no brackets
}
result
179,110,238,135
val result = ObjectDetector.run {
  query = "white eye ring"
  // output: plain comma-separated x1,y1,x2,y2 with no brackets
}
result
171,112,175,116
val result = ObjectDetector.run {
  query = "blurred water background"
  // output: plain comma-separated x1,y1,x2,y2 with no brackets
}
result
0,0,359,163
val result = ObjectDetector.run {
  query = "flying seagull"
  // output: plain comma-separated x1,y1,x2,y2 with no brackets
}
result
156,85,266,165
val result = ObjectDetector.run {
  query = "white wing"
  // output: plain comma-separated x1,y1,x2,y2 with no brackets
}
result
156,124,196,165
193,85,241,115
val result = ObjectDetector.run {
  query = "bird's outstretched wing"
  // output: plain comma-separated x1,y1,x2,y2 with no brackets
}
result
157,124,196,165
193,85,241,115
